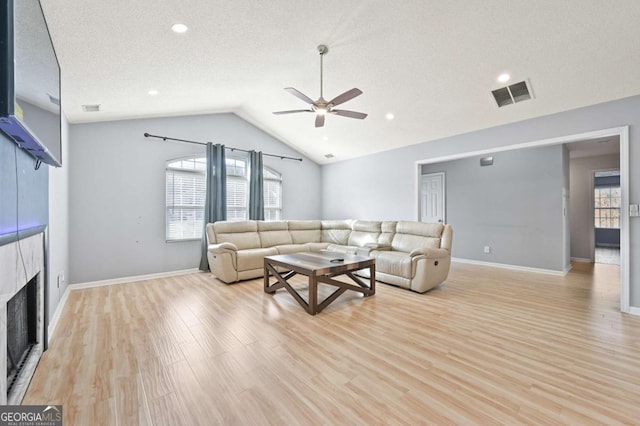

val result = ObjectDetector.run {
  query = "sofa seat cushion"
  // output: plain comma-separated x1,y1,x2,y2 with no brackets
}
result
372,250,413,279
304,242,331,252
237,247,278,271
275,244,310,255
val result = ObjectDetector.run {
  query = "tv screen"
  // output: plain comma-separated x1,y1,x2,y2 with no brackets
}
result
0,0,61,167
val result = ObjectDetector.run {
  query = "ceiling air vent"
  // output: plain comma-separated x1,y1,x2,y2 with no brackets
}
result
324,153,335,159
82,104,100,112
491,80,532,107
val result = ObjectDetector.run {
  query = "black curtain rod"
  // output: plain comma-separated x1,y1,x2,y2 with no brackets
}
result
143,132,303,162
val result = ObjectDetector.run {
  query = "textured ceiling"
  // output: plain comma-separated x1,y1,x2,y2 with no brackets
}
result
39,0,640,164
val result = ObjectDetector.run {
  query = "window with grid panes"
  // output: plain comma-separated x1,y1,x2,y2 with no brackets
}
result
166,155,282,240
594,186,621,229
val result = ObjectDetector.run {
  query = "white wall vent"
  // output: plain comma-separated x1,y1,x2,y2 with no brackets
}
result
82,104,101,112
491,80,532,107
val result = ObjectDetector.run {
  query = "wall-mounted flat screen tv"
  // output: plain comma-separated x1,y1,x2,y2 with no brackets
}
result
0,0,61,167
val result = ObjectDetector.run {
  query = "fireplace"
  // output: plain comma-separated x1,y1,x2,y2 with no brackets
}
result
6,275,38,394
0,228,46,405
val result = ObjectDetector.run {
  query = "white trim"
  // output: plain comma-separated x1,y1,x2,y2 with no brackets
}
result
452,257,568,276
69,268,201,290
47,286,70,343
628,307,640,317
414,127,627,166
416,126,630,314
619,126,630,313
571,257,593,263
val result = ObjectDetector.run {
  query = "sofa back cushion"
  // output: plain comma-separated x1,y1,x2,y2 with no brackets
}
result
348,220,381,247
206,223,217,244
379,221,397,246
258,221,293,247
213,220,261,250
321,220,352,245
391,221,444,253
288,220,322,244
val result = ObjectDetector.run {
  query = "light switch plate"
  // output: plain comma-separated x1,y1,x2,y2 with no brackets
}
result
630,204,640,217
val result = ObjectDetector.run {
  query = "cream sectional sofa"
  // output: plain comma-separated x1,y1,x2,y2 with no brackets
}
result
206,220,452,293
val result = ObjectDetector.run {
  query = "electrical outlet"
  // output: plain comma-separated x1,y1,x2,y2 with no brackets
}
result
483,246,491,254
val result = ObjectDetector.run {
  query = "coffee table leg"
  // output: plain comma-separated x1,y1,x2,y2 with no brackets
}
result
309,273,318,315
370,263,376,295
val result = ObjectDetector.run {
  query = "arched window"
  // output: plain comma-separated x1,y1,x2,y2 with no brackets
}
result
165,155,282,240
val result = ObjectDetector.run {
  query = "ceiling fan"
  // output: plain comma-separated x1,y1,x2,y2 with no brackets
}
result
273,45,367,128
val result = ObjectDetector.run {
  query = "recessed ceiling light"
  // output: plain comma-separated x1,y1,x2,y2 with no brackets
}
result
385,112,395,120
171,23,188,33
323,136,329,141
497,73,511,83
148,89,158,96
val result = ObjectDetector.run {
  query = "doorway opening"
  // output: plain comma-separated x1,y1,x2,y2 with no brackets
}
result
415,126,630,313
594,170,621,265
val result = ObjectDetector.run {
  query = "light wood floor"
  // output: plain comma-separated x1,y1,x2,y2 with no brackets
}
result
25,262,640,425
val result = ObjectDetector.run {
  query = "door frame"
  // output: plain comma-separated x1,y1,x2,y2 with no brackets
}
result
414,125,630,314
419,172,446,223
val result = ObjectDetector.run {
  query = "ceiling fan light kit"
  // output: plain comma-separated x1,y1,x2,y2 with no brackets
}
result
273,44,367,128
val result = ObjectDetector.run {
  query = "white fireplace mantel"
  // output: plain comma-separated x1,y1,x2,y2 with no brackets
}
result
0,229,46,405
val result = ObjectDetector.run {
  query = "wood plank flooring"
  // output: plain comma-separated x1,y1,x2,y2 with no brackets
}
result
24,261,640,425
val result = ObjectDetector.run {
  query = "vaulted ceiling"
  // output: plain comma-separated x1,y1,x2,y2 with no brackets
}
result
40,0,640,164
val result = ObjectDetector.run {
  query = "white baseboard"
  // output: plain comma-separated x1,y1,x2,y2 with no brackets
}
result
452,258,567,276
628,307,640,316
571,257,593,263
48,286,70,343
69,268,201,290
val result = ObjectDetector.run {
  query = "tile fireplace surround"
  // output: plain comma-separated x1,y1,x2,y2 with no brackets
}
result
0,228,45,405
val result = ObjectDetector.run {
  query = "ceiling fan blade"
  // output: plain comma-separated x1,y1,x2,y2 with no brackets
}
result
284,87,315,105
273,109,313,115
331,109,368,119
315,114,325,128
328,88,363,106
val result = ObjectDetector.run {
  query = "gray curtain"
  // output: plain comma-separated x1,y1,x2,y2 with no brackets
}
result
248,150,265,220
199,143,227,271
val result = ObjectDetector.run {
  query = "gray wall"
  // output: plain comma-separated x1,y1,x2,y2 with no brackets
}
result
48,114,70,321
321,94,640,307
569,154,620,259
0,104,70,327
69,113,321,284
421,145,566,271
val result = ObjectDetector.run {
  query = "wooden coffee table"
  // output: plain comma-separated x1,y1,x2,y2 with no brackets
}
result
264,251,375,315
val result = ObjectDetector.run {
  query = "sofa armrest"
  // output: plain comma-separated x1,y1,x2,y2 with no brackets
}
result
208,242,238,253
409,247,450,259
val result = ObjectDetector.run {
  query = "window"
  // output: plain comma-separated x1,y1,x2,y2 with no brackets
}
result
226,158,248,221
264,167,283,221
595,186,621,229
166,158,207,241
165,155,282,240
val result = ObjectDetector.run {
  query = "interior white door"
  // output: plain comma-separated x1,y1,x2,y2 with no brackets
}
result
421,173,445,223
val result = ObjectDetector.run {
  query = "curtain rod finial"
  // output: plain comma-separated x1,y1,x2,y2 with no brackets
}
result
144,132,149,137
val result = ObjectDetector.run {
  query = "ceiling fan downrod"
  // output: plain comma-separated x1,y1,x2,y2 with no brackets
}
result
318,44,328,100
